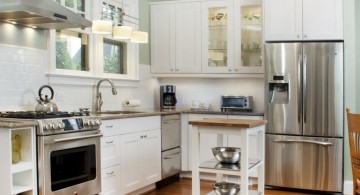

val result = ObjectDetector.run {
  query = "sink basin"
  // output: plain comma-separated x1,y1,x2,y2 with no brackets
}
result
95,110,145,115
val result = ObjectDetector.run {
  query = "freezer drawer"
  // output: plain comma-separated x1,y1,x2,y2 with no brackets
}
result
265,134,343,192
162,147,181,179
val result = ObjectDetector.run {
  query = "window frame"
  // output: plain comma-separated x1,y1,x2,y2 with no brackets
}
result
47,0,140,84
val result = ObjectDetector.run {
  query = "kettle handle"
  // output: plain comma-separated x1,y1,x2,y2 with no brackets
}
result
38,85,54,101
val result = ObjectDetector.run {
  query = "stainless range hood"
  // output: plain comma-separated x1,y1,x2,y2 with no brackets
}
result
0,0,92,29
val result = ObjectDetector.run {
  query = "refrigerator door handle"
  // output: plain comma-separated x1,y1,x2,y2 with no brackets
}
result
273,139,333,146
303,54,307,124
297,54,302,124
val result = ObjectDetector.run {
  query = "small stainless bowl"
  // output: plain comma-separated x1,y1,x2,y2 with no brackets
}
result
212,147,241,163
212,182,240,195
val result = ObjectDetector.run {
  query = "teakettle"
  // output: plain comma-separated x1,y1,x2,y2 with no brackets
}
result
35,85,58,112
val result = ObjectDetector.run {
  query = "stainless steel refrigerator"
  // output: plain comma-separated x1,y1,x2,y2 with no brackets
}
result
264,42,343,193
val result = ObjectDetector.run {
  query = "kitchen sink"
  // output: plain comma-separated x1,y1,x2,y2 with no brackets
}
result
95,110,145,115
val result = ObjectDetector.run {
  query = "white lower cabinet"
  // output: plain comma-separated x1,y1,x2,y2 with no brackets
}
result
120,129,161,194
100,116,161,195
0,127,37,195
101,165,121,195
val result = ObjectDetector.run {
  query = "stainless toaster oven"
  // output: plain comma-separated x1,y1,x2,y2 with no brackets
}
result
220,95,252,112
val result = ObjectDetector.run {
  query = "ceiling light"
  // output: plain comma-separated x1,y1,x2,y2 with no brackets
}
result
113,25,132,39
92,20,112,35
130,31,148,43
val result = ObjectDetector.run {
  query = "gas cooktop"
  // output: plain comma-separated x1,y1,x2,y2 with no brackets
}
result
0,111,89,119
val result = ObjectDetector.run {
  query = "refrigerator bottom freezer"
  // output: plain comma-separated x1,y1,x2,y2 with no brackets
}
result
265,134,343,192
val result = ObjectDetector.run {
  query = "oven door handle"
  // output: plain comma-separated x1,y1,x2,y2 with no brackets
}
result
52,133,103,143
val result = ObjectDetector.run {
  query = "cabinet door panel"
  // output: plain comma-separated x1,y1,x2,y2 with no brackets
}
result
176,2,202,73
151,4,176,73
142,129,161,186
264,0,302,41
302,0,343,40
120,133,142,194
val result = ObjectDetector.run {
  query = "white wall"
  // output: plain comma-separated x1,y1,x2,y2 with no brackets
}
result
158,77,265,113
0,43,157,111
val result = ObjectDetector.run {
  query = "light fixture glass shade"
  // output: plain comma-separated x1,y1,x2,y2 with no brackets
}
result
130,31,148,43
92,20,112,34
113,26,132,39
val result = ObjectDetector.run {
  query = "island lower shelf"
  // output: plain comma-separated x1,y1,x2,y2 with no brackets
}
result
206,190,262,195
199,158,262,176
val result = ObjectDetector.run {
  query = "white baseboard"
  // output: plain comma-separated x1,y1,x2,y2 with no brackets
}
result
344,180,353,195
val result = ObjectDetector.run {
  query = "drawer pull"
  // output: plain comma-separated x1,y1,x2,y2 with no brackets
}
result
106,140,114,144
107,171,114,175
106,125,114,128
163,119,179,124
164,152,181,159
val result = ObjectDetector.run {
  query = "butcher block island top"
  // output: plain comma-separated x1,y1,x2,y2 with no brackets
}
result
188,118,267,128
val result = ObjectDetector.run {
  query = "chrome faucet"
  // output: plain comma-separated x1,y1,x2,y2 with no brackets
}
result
95,79,118,112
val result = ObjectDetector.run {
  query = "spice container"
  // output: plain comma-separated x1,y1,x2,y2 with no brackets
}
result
12,134,21,164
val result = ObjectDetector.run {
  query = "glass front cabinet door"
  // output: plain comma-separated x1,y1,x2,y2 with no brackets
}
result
202,1,234,73
234,0,263,73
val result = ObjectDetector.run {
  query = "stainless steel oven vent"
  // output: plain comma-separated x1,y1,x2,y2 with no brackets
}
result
0,0,92,29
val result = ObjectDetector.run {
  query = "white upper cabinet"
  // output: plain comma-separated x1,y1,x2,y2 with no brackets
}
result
264,0,343,41
151,4,176,73
201,0,234,73
151,2,201,74
176,2,202,73
151,0,264,75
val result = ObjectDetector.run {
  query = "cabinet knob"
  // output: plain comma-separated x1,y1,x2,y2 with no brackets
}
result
175,69,179,72
234,68,239,72
297,35,300,38
170,68,174,71
228,69,232,72
304,34,308,38
140,135,144,139
144,135,147,138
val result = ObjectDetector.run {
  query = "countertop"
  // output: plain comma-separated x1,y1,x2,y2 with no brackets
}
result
0,119,38,128
94,108,264,120
189,118,267,128
0,109,264,128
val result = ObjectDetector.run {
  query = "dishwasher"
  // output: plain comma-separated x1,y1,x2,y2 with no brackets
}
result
156,114,181,188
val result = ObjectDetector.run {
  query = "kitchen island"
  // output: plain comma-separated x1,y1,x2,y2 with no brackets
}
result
189,118,267,195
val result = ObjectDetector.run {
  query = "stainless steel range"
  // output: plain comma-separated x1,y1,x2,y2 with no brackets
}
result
1,111,103,195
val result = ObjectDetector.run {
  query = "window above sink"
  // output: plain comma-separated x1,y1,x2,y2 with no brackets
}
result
47,0,140,86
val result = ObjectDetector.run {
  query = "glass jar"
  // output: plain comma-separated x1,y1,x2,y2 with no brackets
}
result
12,134,21,164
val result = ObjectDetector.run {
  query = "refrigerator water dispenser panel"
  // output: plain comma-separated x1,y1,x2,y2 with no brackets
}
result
268,74,289,104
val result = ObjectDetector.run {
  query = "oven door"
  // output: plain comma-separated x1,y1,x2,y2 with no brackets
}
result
37,130,103,195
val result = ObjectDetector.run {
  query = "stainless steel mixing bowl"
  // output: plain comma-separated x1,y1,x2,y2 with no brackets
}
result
212,182,240,195
212,147,241,163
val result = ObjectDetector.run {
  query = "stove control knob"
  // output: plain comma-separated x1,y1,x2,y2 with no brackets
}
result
52,123,59,130
95,120,102,126
84,120,90,127
44,123,52,131
58,122,65,129
90,120,96,126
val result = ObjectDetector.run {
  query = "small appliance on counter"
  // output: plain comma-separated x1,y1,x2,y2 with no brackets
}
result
160,85,177,109
220,95,252,112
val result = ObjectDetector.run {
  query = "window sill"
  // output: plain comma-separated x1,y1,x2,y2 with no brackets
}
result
46,73,140,87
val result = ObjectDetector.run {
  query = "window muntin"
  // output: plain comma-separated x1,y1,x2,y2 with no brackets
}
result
56,30,89,71
103,39,127,75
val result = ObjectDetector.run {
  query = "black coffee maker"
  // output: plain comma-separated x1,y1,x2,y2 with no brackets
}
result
160,85,177,109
